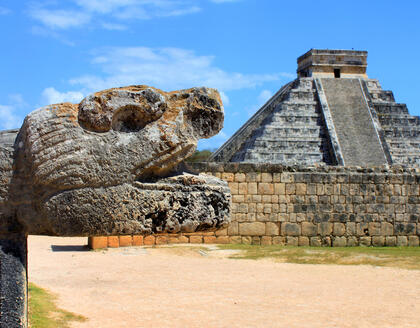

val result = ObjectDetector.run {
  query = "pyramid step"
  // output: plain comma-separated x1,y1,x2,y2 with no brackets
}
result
286,90,316,102
243,151,323,163
293,78,315,90
383,128,420,138
369,90,395,102
252,141,321,151
377,114,419,125
261,126,322,136
374,103,409,115
269,114,321,124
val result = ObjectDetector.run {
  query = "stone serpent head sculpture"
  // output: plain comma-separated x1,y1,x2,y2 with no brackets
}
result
0,85,231,327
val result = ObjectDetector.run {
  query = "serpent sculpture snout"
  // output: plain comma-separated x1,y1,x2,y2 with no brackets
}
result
0,85,231,327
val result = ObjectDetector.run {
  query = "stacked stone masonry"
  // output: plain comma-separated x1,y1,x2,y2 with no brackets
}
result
90,163,420,248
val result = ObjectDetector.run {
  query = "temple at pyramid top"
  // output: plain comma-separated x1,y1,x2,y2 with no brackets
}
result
297,49,367,78
210,49,420,167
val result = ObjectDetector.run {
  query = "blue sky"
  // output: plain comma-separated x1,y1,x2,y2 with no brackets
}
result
0,0,419,150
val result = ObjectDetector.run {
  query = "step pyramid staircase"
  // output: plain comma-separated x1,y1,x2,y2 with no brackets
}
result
211,49,420,167
230,78,334,165
364,79,420,166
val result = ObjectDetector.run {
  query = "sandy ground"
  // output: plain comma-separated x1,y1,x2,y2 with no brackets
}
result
28,236,420,328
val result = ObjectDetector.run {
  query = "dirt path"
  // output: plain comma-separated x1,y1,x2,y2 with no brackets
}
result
28,236,420,328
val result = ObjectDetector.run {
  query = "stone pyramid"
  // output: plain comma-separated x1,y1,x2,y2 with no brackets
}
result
210,49,420,167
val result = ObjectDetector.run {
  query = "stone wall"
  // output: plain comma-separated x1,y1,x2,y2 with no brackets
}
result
89,163,420,248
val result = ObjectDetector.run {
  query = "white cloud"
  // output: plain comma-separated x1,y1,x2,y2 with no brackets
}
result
0,94,28,130
69,47,282,93
0,6,11,15
220,91,230,107
245,89,275,118
258,89,273,104
29,1,202,30
101,23,128,31
0,105,22,130
42,87,85,105
30,8,91,29
159,6,201,17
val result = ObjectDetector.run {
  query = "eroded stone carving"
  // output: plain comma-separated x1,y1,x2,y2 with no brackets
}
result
0,85,230,327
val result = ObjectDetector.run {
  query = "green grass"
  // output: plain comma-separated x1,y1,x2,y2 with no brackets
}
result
28,283,87,328
217,244,420,270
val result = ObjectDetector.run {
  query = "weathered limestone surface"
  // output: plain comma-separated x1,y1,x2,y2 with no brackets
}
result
0,85,231,327
179,162,420,247
1,85,229,237
317,78,388,166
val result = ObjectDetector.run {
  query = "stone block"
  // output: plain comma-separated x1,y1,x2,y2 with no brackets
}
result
215,236,229,244
347,236,358,246
281,222,301,236
285,183,296,195
222,172,234,182
274,183,285,195
261,173,273,183
108,236,119,248
252,236,261,245
155,235,168,245
408,236,419,247
296,183,307,195
321,237,331,246
368,222,381,236
215,228,228,236
266,222,279,236
396,236,408,246
359,236,371,246
395,223,416,235
119,235,133,247
88,236,108,249
167,236,182,244
286,236,298,246
189,236,203,243
261,236,272,246
229,236,242,244
346,222,356,236
227,222,239,235
318,222,332,236
298,236,309,246
281,173,294,183
248,182,257,194
239,222,265,236
132,235,144,246
381,222,394,236
234,173,246,182
204,236,217,244
356,223,369,237
372,236,385,247
228,182,238,195
385,236,397,247
301,222,317,236
246,172,260,182
238,183,248,195
333,223,346,236
310,237,322,247
242,236,252,244
332,236,347,247
258,183,274,195
272,236,286,245
232,195,244,203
